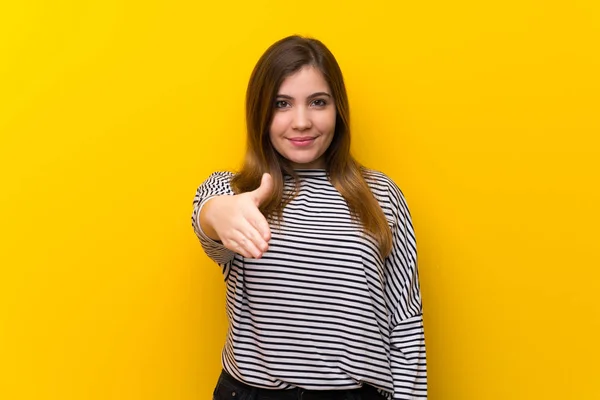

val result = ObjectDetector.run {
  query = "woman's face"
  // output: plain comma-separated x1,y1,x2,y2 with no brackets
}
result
269,66,336,169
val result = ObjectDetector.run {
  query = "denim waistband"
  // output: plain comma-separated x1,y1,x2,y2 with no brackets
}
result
215,369,384,400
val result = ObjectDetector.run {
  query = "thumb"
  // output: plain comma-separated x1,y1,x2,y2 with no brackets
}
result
251,173,273,206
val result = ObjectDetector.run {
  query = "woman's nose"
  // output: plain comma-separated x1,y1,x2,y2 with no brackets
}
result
291,107,312,131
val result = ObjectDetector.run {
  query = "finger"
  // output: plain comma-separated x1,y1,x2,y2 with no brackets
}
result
249,215,271,243
234,230,264,259
251,173,273,207
224,237,252,259
235,243,254,258
244,226,269,253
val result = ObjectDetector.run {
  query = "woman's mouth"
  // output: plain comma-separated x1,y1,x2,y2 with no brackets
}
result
288,137,316,147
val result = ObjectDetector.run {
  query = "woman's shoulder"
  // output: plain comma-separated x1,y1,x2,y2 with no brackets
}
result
362,168,411,219
204,170,235,182
196,171,236,195
362,168,404,197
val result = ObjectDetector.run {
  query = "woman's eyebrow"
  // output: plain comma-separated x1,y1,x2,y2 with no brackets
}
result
275,92,332,100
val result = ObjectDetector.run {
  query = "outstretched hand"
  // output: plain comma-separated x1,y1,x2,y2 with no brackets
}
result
205,173,273,259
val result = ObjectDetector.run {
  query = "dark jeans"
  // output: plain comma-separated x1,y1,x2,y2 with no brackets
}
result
213,370,387,400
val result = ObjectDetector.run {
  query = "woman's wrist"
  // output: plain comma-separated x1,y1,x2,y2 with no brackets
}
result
200,196,223,241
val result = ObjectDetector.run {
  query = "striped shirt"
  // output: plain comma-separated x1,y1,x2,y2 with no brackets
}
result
191,169,427,399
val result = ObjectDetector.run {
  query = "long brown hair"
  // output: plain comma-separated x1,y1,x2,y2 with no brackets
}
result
231,35,392,256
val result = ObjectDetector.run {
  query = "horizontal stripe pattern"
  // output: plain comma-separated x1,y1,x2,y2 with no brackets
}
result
192,169,427,399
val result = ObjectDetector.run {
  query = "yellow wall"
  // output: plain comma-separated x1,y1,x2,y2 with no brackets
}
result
1,1,598,399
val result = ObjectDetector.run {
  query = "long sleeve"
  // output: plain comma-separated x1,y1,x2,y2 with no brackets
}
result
191,171,236,267
384,181,427,399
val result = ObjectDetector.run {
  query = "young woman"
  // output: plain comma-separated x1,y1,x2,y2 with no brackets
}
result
192,35,427,400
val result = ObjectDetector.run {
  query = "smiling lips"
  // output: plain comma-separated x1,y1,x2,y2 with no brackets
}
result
289,136,317,147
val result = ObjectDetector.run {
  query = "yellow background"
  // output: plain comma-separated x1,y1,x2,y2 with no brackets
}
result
1,1,599,399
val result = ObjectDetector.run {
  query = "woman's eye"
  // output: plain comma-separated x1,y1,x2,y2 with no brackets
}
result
312,99,327,107
275,100,289,108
